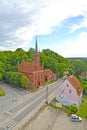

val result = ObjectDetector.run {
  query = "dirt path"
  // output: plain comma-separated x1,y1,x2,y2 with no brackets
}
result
22,107,87,130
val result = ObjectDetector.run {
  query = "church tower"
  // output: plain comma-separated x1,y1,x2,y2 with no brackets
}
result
34,36,40,69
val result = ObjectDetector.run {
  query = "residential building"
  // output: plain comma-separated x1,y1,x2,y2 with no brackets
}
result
56,75,83,106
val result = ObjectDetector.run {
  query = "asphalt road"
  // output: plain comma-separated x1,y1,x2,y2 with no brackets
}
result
0,78,64,130
0,82,30,115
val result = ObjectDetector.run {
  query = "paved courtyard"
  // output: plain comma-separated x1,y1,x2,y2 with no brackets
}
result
23,107,87,130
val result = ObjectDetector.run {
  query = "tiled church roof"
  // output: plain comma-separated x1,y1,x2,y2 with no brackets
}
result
18,61,34,73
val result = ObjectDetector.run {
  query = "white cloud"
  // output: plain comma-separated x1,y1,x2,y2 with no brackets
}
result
70,18,87,32
54,32,87,57
0,0,87,51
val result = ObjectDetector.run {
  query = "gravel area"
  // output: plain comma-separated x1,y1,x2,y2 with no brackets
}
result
22,107,87,130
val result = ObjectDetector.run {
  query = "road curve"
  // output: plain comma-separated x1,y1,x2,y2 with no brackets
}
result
0,78,64,130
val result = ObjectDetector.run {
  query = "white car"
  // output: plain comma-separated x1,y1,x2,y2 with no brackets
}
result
71,114,82,122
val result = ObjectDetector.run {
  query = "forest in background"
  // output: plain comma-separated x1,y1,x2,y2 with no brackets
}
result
0,48,87,92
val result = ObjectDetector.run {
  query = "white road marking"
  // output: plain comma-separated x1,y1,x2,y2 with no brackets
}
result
3,120,17,130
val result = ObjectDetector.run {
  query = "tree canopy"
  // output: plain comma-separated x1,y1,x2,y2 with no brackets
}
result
0,48,87,89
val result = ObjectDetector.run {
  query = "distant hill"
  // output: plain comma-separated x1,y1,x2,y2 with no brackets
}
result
67,57,87,67
67,57,87,62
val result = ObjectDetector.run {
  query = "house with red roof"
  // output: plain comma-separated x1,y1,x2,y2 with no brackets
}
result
56,75,83,106
18,37,56,89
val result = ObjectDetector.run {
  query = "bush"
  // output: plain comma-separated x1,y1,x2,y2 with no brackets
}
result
66,105,78,115
0,87,5,96
69,105,78,114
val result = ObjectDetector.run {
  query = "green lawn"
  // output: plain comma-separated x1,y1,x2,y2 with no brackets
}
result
45,80,56,85
78,102,87,118
0,87,5,96
30,88,38,93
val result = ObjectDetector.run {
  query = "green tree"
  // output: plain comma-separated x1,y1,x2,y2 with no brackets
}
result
71,60,87,77
27,48,34,62
79,78,87,95
5,72,23,87
0,62,5,80
5,71,30,88
55,63,68,78
0,73,2,81
15,48,29,64
68,64,75,76
40,49,69,74
21,75,30,89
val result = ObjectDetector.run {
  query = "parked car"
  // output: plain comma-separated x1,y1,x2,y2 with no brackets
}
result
71,114,82,122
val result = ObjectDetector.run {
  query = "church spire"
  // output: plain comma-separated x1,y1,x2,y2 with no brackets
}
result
35,36,38,53
34,35,40,66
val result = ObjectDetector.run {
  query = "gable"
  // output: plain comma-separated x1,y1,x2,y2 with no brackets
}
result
67,75,82,96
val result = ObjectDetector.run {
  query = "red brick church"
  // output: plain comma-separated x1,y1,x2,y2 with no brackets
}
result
18,38,56,89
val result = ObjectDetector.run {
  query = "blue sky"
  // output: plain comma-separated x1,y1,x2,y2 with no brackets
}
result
0,0,87,57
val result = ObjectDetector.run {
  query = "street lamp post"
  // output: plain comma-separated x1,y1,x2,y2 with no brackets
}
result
12,99,15,108
46,86,48,104
1,104,3,113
